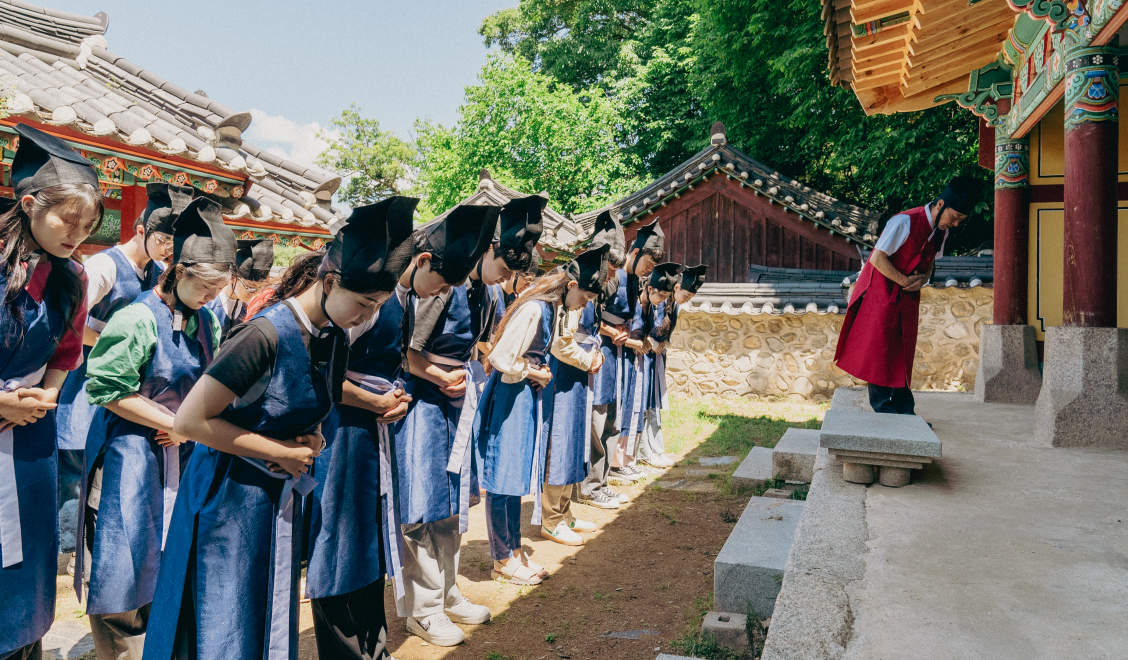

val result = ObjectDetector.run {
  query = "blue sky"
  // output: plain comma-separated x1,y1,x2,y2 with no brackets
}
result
51,0,515,167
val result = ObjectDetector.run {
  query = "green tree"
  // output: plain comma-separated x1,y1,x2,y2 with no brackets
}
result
316,104,417,208
413,54,647,218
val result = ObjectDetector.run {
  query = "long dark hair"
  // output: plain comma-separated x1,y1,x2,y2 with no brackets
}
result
246,249,323,318
485,270,572,374
0,183,105,331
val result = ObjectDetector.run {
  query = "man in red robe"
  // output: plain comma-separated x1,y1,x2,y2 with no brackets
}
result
834,177,981,414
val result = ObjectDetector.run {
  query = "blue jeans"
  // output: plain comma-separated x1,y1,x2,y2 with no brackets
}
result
485,493,522,561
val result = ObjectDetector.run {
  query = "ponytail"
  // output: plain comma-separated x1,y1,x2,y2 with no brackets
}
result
245,249,324,317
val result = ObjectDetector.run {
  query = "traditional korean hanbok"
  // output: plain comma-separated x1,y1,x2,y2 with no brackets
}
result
78,290,220,655
1,121,99,660
204,239,273,342
144,299,331,660
0,259,88,659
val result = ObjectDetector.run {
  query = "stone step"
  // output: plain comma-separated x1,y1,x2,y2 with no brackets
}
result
820,410,941,458
701,611,749,652
772,428,821,483
830,386,868,411
731,446,774,489
656,655,706,660
714,496,806,617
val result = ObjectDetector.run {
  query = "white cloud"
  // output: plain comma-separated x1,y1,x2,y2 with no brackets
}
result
244,108,337,175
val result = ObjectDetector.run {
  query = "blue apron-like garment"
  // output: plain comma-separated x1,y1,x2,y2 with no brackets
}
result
80,291,216,615
307,293,404,605
144,302,330,660
394,283,487,529
650,301,678,415
543,305,599,487
204,290,246,342
57,247,162,451
0,263,70,656
591,269,632,409
474,301,553,523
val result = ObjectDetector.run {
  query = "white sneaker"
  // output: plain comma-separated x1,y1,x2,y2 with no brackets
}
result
604,488,629,503
542,521,584,546
568,518,597,532
649,454,677,467
406,613,465,646
445,598,491,625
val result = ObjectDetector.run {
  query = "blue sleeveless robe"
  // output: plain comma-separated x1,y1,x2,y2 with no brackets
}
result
56,247,163,451
650,301,678,413
474,300,553,501
307,293,404,600
593,269,633,410
543,303,599,487
80,291,216,615
203,291,246,342
0,262,74,656
144,302,331,660
393,283,485,527
620,298,655,444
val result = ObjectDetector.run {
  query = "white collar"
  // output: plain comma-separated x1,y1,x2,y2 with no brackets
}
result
395,282,409,308
217,289,240,317
283,297,323,336
925,203,936,229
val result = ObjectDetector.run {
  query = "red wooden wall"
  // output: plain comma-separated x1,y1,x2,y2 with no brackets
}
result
622,173,863,282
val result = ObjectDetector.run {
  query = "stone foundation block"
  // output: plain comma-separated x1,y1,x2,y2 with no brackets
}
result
830,386,867,411
731,446,774,489
1034,326,1128,449
878,466,910,487
842,461,874,484
975,324,1042,404
820,410,941,458
714,496,806,617
772,428,820,483
701,612,750,652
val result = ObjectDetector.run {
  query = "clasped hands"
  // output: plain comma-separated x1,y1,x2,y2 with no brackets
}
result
0,387,57,433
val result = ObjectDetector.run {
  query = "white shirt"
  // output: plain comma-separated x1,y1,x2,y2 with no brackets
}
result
83,246,146,310
873,204,947,257
489,302,543,384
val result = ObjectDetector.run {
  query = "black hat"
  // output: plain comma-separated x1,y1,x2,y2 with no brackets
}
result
143,183,196,236
172,197,237,266
235,239,274,281
590,210,625,253
679,264,708,294
564,244,610,294
649,262,683,293
325,196,418,292
496,196,545,257
632,219,664,253
423,204,501,284
11,123,99,198
937,176,983,216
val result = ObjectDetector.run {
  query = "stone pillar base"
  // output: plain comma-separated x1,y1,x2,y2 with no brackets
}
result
974,324,1043,404
1034,327,1128,449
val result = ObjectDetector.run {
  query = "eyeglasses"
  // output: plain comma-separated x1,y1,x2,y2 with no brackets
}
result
238,278,265,295
151,234,172,247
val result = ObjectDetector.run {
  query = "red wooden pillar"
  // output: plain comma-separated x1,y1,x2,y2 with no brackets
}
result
1062,45,1119,327
118,184,147,244
992,99,1030,326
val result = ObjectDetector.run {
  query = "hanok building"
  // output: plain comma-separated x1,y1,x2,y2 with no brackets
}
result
0,1,341,256
824,0,1128,447
574,123,880,283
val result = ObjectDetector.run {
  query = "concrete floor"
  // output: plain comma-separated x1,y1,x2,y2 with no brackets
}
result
843,393,1128,660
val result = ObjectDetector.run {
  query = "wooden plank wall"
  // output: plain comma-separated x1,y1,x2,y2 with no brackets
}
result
636,175,863,282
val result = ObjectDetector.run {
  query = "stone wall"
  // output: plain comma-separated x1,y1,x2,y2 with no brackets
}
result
666,287,994,401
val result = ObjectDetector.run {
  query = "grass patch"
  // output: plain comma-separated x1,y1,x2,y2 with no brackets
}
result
663,396,824,461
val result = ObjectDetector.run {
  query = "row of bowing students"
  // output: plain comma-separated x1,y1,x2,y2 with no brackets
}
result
0,121,707,660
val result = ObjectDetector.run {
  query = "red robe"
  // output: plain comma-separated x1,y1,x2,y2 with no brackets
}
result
834,206,941,388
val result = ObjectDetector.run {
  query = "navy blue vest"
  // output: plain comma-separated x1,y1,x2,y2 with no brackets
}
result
420,284,476,363
87,247,163,330
222,302,331,439
348,294,404,381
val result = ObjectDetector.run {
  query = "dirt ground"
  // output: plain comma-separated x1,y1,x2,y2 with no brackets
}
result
50,395,826,660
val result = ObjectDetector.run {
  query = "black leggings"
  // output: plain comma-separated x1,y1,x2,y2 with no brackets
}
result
867,383,916,415
311,579,389,660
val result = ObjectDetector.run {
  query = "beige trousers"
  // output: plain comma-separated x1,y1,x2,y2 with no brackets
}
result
399,514,465,618
540,484,575,529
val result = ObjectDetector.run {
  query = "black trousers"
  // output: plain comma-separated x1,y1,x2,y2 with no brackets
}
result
867,384,916,415
311,579,389,660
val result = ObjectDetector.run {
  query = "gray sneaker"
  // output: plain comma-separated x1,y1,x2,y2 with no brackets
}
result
581,489,620,509
610,465,644,481
603,488,629,503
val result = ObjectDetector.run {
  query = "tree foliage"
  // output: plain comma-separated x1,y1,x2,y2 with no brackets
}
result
480,0,992,253
316,104,417,208
412,55,647,218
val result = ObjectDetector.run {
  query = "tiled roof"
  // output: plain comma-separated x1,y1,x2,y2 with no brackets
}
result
574,122,881,248
429,169,578,253
689,256,993,316
0,0,341,229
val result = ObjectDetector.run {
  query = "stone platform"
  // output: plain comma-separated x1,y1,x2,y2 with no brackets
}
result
763,392,1128,660
819,409,941,487
773,429,820,483
713,496,806,617
731,446,775,489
